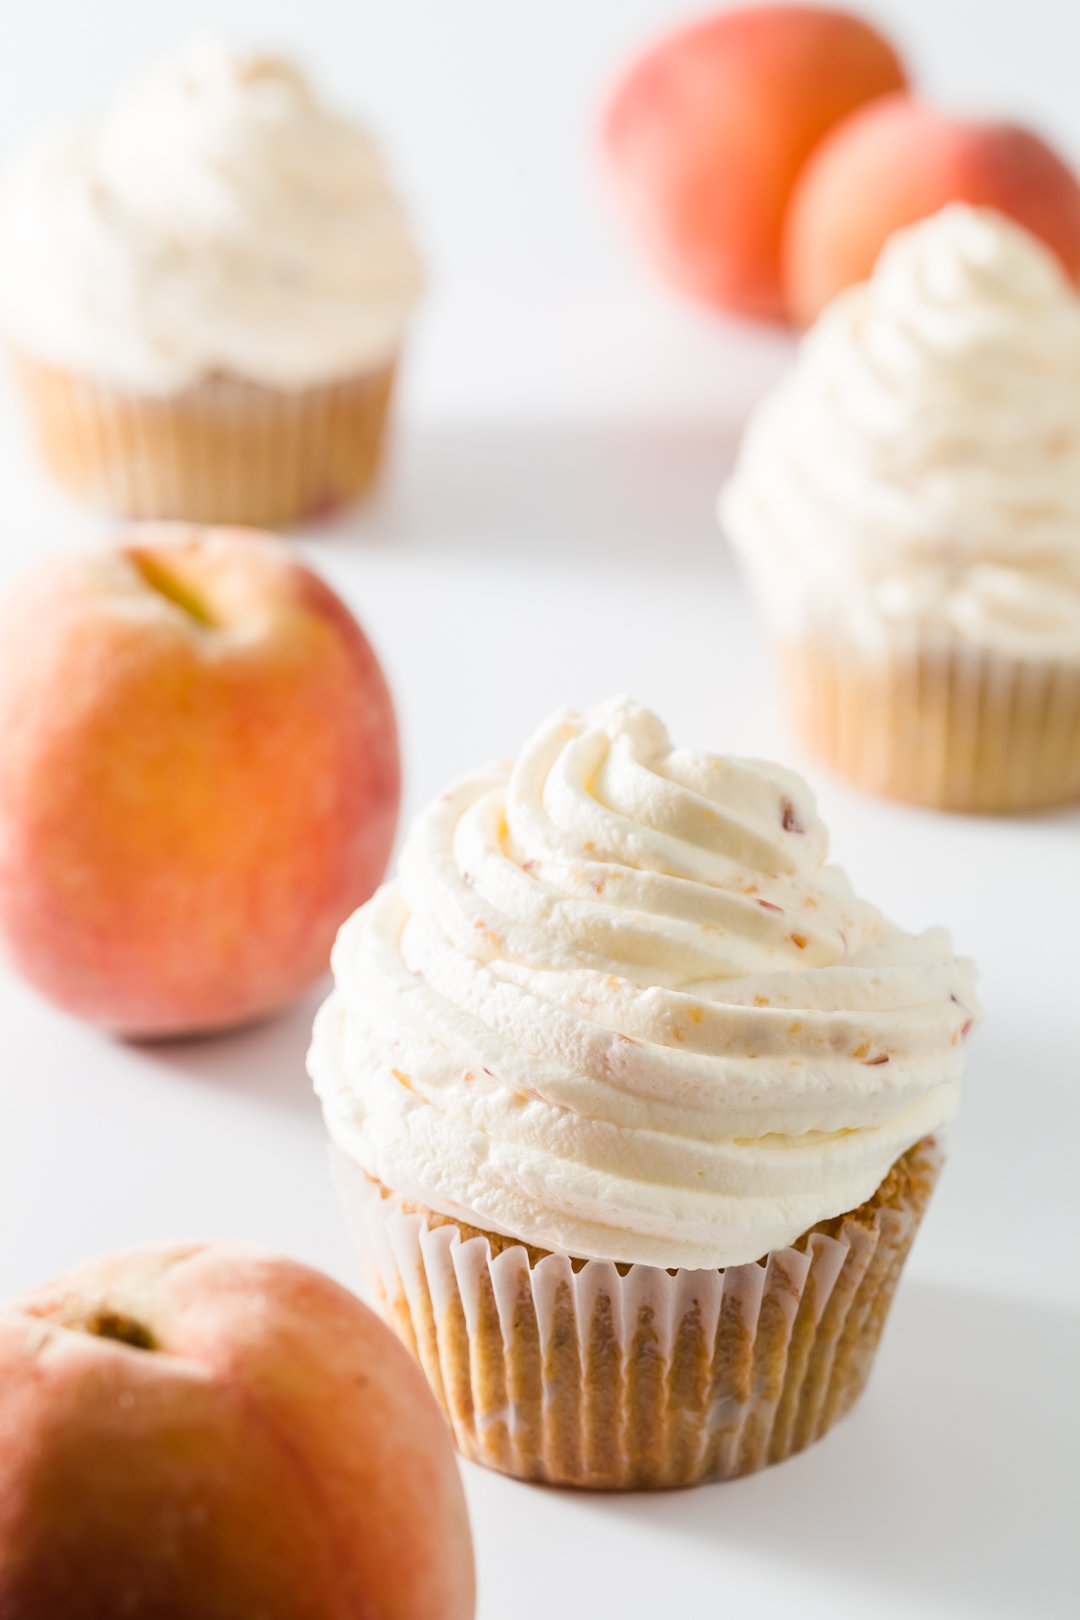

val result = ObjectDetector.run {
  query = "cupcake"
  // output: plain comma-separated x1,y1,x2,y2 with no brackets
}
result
309,698,978,1489
721,205,1080,813
0,41,422,526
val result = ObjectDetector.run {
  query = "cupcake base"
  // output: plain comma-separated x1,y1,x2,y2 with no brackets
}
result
10,353,397,527
782,639,1080,813
331,1137,942,1490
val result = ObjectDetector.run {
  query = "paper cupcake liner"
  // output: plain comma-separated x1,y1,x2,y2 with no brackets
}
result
782,638,1080,813
330,1136,942,1490
9,352,398,527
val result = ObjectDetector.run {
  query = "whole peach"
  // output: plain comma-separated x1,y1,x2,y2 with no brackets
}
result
0,1244,475,1620
784,94,1080,324
0,528,399,1035
604,5,907,318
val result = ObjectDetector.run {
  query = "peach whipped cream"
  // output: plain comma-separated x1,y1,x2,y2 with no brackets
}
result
0,40,422,393
310,699,977,1270
721,205,1080,662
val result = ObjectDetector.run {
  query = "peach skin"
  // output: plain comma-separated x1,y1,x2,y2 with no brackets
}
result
784,94,1080,324
0,528,399,1036
0,1243,475,1620
603,5,907,318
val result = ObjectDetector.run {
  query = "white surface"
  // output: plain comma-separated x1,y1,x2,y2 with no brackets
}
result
0,4,1078,1619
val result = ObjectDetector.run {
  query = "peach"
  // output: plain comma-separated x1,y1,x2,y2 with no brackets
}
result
783,94,1080,324
0,528,399,1035
0,1244,475,1620
603,5,907,318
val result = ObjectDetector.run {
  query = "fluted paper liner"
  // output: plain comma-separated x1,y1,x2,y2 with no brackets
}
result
331,1136,942,1490
10,352,398,527
783,638,1080,813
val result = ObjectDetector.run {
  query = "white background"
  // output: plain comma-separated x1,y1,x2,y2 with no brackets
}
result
0,4,1078,1618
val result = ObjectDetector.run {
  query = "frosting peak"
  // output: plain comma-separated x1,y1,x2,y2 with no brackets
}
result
874,200,1068,314
0,40,423,392
311,700,977,1270
721,205,1080,660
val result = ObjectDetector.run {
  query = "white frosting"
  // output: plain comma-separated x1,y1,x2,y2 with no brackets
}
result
0,40,422,392
721,206,1080,662
310,699,977,1271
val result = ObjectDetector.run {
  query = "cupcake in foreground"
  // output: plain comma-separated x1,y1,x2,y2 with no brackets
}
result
0,41,422,525
310,698,978,1489
721,205,1080,813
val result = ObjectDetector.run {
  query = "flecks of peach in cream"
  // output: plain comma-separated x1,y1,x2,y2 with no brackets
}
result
311,699,977,1270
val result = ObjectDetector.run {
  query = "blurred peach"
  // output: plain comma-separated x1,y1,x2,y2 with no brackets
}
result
0,528,399,1035
604,5,907,318
784,94,1080,324
0,1243,475,1620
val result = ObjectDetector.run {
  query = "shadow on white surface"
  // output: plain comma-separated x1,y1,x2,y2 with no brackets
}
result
131,984,327,1117
306,417,743,571
571,1280,1077,1618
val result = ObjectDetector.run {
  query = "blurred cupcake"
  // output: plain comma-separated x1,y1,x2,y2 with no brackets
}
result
309,698,977,1489
0,41,422,525
721,205,1080,812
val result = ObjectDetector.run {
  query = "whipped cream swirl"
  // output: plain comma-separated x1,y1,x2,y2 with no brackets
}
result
721,206,1080,661
311,700,976,1270
0,40,422,392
